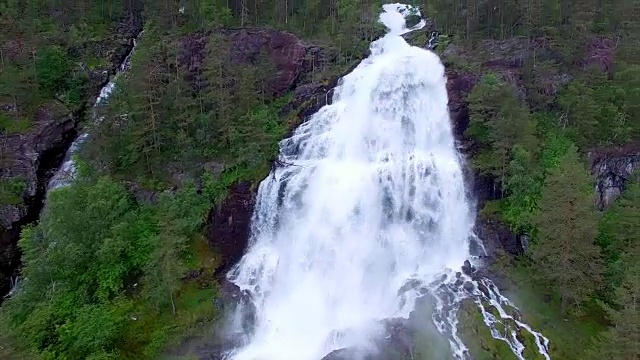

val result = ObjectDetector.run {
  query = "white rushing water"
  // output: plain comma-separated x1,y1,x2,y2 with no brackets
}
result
47,34,140,190
228,3,469,359
227,4,551,360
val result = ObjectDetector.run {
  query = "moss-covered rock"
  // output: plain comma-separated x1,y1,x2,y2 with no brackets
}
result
405,14,422,29
457,299,551,360
411,296,456,360
457,300,518,360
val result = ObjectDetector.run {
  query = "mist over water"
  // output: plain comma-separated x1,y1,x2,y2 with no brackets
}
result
226,4,550,360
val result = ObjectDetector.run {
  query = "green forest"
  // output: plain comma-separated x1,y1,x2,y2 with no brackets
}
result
0,0,638,359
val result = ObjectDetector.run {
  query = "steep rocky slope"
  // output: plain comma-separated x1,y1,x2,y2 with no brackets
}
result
0,14,142,297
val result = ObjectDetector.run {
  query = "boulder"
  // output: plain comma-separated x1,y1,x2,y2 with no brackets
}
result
320,319,415,360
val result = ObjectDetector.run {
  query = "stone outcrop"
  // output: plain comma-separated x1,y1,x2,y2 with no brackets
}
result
0,13,142,297
179,28,339,101
589,144,640,209
207,182,256,276
581,36,618,73
475,215,527,257
446,70,478,138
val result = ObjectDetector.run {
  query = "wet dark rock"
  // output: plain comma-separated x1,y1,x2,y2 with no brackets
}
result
463,281,475,293
0,12,143,298
0,106,77,297
320,318,415,360
475,215,524,257
207,182,256,276
73,12,143,93
477,283,491,299
589,144,640,210
400,18,437,45
445,70,478,139
405,14,422,28
462,260,475,276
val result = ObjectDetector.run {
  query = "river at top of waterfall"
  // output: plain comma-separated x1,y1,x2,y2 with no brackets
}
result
227,4,474,360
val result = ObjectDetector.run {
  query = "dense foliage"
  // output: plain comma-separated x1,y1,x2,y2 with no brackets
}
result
0,174,220,359
431,0,637,358
0,0,135,131
0,0,638,359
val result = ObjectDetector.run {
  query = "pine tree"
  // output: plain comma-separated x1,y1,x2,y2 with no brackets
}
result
467,74,537,185
588,255,639,360
532,145,604,313
597,173,640,291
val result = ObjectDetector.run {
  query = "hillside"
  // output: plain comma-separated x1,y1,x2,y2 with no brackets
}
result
0,0,638,359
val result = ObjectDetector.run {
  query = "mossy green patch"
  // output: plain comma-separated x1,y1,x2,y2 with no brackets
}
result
412,296,455,360
0,177,26,205
0,114,31,135
457,300,518,360
502,282,605,359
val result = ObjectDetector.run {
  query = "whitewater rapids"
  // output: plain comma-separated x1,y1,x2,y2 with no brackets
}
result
226,4,475,360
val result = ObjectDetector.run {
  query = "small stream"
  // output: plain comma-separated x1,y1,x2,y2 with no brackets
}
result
3,33,142,300
47,33,141,191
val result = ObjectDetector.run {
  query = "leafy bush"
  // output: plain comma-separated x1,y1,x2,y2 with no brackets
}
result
35,46,72,97
0,177,26,205
1,175,218,359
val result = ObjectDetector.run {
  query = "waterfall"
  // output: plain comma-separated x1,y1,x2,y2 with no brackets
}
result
47,33,141,191
225,4,551,359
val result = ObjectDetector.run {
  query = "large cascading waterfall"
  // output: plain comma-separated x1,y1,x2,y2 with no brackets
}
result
226,4,551,360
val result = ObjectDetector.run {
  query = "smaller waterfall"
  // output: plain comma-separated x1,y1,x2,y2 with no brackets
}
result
430,264,551,360
47,33,141,190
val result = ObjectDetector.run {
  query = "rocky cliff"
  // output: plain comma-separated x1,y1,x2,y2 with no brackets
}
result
0,14,142,297
590,144,640,210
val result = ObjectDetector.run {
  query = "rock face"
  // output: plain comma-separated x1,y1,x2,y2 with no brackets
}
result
0,107,77,296
475,215,524,257
180,28,338,101
204,29,346,278
223,28,335,97
589,144,640,209
0,13,142,298
581,36,617,73
446,70,478,138
207,182,256,275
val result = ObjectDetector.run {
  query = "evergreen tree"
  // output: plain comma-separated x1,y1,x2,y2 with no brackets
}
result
466,74,537,185
597,173,640,295
532,145,604,313
588,256,639,360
